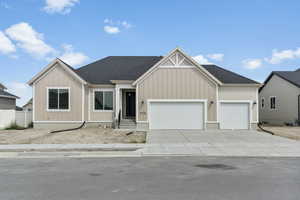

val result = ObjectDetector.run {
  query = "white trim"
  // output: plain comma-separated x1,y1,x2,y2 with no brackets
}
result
136,85,139,122
136,120,148,123
34,121,83,123
28,58,87,85
206,121,218,123
216,85,219,123
82,84,85,121
0,95,18,99
218,100,252,130
132,48,222,86
92,88,114,112
147,99,207,130
32,84,35,122
87,121,113,123
46,87,71,112
269,96,277,110
88,88,91,121
159,66,195,69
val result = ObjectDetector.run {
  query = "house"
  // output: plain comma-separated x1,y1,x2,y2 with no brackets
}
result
22,98,33,111
0,83,19,129
0,83,19,110
28,48,260,130
259,69,300,125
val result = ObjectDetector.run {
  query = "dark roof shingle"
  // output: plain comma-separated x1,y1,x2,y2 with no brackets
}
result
271,70,300,88
0,89,19,99
75,56,163,84
202,64,259,84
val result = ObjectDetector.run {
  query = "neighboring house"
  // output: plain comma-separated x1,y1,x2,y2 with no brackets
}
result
22,98,32,111
259,69,300,125
0,83,19,110
28,48,260,130
0,83,19,129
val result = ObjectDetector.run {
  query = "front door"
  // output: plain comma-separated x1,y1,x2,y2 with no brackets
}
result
125,92,136,118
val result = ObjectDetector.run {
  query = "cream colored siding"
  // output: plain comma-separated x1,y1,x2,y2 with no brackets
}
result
138,68,217,121
34,64,83,121
219,86,258,122
259,75,300,125
89,88,114,122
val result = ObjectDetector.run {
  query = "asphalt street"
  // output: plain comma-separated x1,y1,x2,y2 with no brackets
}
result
0,157,299,200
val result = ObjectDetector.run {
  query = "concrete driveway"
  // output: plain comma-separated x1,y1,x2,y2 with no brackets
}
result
144,130,300,156
146,129,294,144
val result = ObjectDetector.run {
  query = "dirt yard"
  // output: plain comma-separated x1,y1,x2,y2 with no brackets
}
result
261,125,300,140
0,128,146,144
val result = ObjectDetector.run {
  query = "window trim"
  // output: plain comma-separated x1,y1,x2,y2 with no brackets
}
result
46,87,71,112
269,96,276,110
261,97,265,109
93,88,114,112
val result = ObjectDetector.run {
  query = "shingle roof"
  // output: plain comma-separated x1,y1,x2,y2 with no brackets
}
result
71,56,258,85
0,89,19,99
265,69,300,88
0,83,7,90
202,64,259,84
75,56,163,84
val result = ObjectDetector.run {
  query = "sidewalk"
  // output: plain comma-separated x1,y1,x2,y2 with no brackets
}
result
0,142,300,158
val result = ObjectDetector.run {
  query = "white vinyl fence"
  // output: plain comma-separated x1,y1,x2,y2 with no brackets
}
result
16,111,33,128
0,110,15,129
0,110,33,129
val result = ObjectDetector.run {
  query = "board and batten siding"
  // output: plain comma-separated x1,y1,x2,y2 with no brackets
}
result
34,64,83,121
219,86,258,122
137,67,217,121
88,87,114,122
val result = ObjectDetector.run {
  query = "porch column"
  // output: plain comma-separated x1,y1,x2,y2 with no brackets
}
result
115,87,120,120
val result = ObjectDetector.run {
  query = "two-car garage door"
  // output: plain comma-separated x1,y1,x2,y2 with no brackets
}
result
149,101,204,130
148,100,250,130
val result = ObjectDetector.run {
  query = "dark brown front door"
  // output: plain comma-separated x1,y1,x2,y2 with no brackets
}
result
126,92,136,118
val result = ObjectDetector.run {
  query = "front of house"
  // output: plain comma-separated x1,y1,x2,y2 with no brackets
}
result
28,48,260,130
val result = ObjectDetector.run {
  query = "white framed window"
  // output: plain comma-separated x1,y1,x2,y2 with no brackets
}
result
261,97,265,109
94,89,114,111
47,87,70,111
270,96,276,110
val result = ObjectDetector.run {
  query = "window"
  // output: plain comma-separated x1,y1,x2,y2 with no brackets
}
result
270,97,276,110
48,88,69,111
261,98,265,109
94,91,113,111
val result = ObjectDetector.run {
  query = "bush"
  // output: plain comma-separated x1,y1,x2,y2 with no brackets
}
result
5,123,26,130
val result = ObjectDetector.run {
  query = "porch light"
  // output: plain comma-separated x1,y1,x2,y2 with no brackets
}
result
210,100,214,104
253,101,257,105
141,100,145,104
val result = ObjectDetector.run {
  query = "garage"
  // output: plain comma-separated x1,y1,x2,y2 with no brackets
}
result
219,102,250,130
148,100,205,130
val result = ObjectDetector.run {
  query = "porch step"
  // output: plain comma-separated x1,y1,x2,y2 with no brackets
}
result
119,119,136,129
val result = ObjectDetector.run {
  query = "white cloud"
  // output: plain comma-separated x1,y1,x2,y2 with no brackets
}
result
242,59,262,69
207,53,224,61
103,19,132,34
193,55,211,64
104,25,120,34
265,48,300,64
5,22,55,59
0,31,16,54
6,82,32,106
43,0,79,14
59,44,88,66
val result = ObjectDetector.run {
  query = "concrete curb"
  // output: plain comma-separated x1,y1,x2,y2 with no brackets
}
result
0,144,144,152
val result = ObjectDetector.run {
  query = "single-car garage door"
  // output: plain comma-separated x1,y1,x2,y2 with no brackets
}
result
220,102,250,130
149,101,205,130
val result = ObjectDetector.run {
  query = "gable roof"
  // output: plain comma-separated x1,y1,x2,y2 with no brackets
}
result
28,58,87,85
0,83,7,90
75,56,163,84
202,65,260,84
0,89,19,99
260,69,300,92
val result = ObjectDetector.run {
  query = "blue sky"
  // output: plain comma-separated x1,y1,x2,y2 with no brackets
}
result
1,0,300,106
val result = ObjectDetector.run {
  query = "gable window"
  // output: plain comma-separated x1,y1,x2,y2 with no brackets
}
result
261,98,265,109
94,90,113,111
48,88,70,111
270,97,276,110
